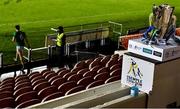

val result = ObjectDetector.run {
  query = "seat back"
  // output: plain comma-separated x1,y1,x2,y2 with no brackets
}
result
15,91,38,105
0,97,15,108
51,78,66,88
58,81,76,94
42,92,63,102
94,72,110,82
16,99,41,108
33,82,50,92
68,74,82,82
77,76,94,87
14,82,32,91
65,85,85,95
14,86,33,98
86,80,104,89
105,75,121,84
0,91,13,99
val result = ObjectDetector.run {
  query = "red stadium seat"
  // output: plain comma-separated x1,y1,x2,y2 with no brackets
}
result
51,78,66,88
38,85,58,100
0,91,13,99
42,71,56,78
0,86,14,92
56,67,67,74
110,69,121,77
109,64,121,72
63,72,75,79
65,85,85,95
15,91,38,105
15,75,29,83
15,79,31,86
32,79,47,87
86,80,104,89
105,75,121,84
1,77,15,86
33,82,50,92
14,86,33,98
42,92,63,102
29,72,42,80
85,58,94,66
45,73,57,80
28,71,40,78
0,83,14,89
90,65,101,72
67,74,82,82
30,75,44,84
14,82,32,91
97,67,109,74
83,71,96,77
16,99,41,108
58,70,70,77
40,69,51,74
48,75,63,83
74,61,86,68
77,68,89,75
100,55,111,66
77,76,94,87
89,60,100,69
58,81,77,94
71,67,84,74
0,97,15,108
105,59,118,68
94,72,110,82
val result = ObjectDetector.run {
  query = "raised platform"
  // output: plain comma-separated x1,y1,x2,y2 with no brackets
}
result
128,38,180,62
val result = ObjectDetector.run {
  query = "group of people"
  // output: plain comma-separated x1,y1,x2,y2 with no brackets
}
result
12,25,65,70
143,4,177,45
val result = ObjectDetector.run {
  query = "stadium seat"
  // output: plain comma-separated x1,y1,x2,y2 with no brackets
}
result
65,85,85,95
42,71,56,78
16,99,41,108
63,72,76,79
83,71,97,77
89,60,101,69
51,77,66,88
111,54,119,60
58,81,77,94
67,74,82,82
58,69,70,77
97,67,109,74
30,75,45,84
77,76,94,87
40,69,51,74
32,79,47,87
110,69,121,77
28,71,40,78
109,64,121,72
0,86,14,92
105,59,118,68
14,86,33,98
56,67,67,74
15,91,38,105
14,82,32,91
100,55,111,66
85,58,94,66
86,80,104,89
105,75,121,84
0,91,13,99
94,72,110,82
74,61,86,68
0,97,15,108
48,75,63,83
38,85,58,100
0,77,15,86
15,75,29,83
90,65,102,72
77,68,89,75
71,67,84,74
45,73,57,80
0,83,14,89
33,82,50,92
29,73,42,80
42,92,63,102
15,79,31,86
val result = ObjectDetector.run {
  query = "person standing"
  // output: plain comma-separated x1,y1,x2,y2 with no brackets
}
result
12,25,30,69
51,26,66,67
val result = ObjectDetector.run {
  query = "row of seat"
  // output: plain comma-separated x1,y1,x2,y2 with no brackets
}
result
0,54,123,108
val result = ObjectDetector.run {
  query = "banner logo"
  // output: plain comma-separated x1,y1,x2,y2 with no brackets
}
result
127,58,143,87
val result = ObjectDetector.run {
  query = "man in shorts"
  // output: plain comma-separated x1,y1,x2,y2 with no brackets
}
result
12,25,30,70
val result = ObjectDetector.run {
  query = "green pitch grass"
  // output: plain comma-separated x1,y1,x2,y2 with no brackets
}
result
0,0,180,65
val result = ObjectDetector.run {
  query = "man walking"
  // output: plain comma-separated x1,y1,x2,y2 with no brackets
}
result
12,25,30,70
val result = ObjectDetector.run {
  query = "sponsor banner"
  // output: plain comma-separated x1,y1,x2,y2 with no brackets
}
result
121,54,155,94
128,38,180,62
